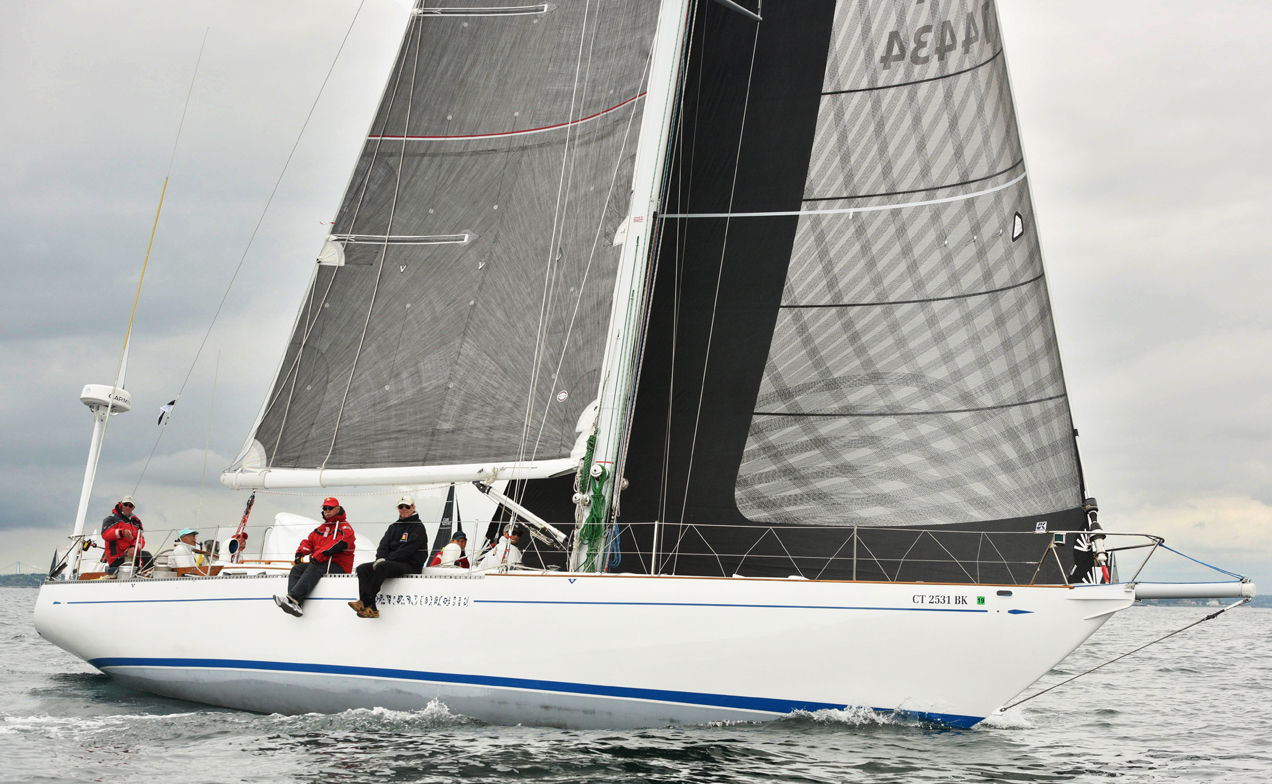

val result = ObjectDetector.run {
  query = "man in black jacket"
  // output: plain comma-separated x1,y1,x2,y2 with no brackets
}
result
349,495,429,618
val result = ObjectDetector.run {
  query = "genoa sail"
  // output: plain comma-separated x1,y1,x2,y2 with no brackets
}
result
229,2,659,486
591,0,1084,581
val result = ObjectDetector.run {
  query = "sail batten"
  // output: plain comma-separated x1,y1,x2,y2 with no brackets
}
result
662,171,1027,217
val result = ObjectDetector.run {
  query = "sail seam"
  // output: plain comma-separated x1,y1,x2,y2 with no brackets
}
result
804,159,1022,203
369,93,645,141
662,172,1025,218
821,49,1003,96
753,393,1068,419
781,272,1044,309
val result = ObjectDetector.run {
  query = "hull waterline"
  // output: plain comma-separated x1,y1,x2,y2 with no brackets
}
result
34,571,1133,729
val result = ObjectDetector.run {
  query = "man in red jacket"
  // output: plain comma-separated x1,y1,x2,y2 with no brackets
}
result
274,498,355,617
101,496,153,575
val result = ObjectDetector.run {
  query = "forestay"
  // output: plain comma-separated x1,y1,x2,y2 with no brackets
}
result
229,2,659,487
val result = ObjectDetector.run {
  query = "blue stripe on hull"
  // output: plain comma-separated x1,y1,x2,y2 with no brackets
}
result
90,656,982,729
475,600,988,613
67,596,988,614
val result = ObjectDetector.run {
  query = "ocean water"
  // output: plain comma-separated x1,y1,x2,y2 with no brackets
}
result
1,587,1267,783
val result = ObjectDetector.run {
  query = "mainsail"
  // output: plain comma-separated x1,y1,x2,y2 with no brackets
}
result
225,2,660,488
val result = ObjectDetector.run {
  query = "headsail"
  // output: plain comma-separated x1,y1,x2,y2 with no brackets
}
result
225,2,659,489
734,0,1079,526
608,0,1084,579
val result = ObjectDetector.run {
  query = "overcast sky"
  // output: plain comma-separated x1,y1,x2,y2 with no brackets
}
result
2,1,1269,588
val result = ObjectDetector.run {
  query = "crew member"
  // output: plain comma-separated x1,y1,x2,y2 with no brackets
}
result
169,528,210,573
429,530,470,568
101,496,153,575
478,525,524,570
274,498,355,617
349,495,429,619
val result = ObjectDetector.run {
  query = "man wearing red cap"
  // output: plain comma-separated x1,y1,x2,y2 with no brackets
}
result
274,497,355,617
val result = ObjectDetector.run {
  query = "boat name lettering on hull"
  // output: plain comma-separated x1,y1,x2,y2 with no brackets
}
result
380,594,470,608
912,594,970,606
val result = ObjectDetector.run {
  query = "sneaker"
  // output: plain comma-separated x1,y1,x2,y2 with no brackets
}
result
274,595,303,617
356,607,380,619
348,600,365,613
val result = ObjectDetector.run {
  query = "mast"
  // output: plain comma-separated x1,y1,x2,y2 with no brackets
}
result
570,0,692,572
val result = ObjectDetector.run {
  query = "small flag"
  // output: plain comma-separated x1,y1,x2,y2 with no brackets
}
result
157,400,176,425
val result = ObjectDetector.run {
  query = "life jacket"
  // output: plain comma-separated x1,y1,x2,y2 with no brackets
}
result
102,505,144,561
296,513,355,573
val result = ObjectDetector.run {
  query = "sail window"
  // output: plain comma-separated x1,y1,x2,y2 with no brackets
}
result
414,4,556,18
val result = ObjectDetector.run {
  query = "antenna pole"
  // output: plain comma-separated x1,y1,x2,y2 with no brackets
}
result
72,406,111,539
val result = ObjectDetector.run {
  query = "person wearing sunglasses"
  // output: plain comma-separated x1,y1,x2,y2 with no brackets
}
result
274,497,355,617
101,496,153,576
478,524,525,570
349,495,429,619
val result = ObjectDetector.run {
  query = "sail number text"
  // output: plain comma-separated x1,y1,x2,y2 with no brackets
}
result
880,3,997,70
913,594,970,605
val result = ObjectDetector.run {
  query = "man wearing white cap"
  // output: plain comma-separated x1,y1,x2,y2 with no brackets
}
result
349,495,429,619
101,496,153,575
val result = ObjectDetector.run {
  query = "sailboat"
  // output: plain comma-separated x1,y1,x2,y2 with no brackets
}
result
34,0,1254,729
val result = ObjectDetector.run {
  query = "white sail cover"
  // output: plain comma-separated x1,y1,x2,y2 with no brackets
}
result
732,0,1080,525
243,3,658,478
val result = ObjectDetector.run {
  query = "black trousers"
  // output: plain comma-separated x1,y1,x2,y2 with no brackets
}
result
356,560,415,608
287,560,348,604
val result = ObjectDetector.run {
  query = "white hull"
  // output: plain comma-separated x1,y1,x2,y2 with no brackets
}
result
34,571,1134,729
